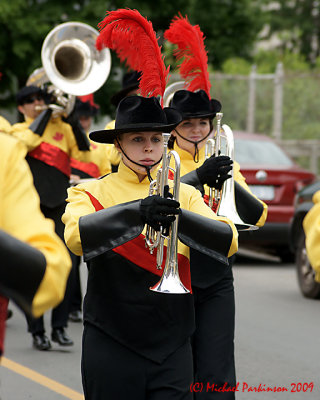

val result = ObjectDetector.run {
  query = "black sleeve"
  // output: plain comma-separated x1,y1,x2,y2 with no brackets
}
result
178,210,233,265
0,230,46,316
28,109,52,136
180,170,205,196
79,200,144,261
234,181,264,225
63,113,91,151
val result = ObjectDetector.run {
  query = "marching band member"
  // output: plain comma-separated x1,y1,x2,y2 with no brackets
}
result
69,95,113,182
63,94,238,400
0,132,71,358
63,9,238,400
303,190,320,281
9,84,80,350
164,15,268,398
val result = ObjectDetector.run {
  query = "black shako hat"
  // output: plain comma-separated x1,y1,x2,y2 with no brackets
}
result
170,89,221,119
90,96,182,144
111,71,142,107
74,98,99,118
16,85,43,105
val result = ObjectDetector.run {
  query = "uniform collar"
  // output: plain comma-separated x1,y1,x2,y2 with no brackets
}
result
173,141,206,162
117,160,158,186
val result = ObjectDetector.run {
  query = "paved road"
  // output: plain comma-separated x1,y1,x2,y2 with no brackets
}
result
1,253,319,400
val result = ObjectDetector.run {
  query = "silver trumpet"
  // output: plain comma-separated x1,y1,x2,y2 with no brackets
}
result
208,113,258,231
145,133,189,294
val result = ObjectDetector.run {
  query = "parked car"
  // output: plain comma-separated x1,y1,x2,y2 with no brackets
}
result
232,131,316,262
289,181,320,298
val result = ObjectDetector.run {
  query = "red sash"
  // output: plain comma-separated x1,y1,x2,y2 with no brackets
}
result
28,142,71,177
70,158,100,178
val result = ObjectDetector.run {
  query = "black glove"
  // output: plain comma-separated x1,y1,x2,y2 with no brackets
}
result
140,194,180,232
196,155,233,190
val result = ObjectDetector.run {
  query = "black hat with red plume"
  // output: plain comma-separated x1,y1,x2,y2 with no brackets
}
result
164,14,221,119
89,8,182,144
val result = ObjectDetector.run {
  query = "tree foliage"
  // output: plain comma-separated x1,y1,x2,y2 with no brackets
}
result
0,0,270,116
263,0,320,65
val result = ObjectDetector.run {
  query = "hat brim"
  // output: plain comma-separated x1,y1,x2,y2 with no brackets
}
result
16,86,43,105
90,108,182,144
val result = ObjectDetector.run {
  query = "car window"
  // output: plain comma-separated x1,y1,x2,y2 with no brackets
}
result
234,138,293,166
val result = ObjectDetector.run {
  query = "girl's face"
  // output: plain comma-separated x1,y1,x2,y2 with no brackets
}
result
172,118,211,155
115,131,163,182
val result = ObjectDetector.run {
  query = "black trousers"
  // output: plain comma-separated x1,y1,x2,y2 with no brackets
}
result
81,323,193,400
69,253,83,313
26,203,73,334
192,267,236,399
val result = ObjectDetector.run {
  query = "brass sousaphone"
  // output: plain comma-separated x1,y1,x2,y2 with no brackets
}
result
27,22,111,115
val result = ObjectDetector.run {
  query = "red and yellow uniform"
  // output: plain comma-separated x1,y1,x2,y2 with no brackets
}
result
303,190,320,282
10,116,79,176
0,116,11,134
0,133,71,355
10,116,80,209
62,160,238,363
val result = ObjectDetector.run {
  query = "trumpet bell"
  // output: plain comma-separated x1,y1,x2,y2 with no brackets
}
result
215,123,259,232
217,198,259,231
41,22,111,96
150,259,190,294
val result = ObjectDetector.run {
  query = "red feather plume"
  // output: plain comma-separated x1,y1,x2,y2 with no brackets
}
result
96,9,169,105
164,14,211,98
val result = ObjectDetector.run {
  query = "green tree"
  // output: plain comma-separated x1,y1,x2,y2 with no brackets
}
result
263,0,320,65
0,0,266,116
187,0,265,68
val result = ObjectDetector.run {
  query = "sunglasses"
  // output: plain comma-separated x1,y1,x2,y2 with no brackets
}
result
23,94,43,104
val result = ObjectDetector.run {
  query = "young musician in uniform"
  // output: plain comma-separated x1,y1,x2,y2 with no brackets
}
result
9,85,82,350
63,94,239,400
69,94,118,182
303,190,320,282
62,9,238,400
164,15,268,398
0,132,71,358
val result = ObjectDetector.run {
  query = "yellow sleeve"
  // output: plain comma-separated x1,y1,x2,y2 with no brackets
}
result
182,183,238,257
2,135,71,317
303,191,320,282
62,185,97,256
9,122,42,151
234,160,268,227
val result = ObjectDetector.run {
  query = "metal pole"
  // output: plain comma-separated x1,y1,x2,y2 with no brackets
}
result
246,64,256,133
272,62,284,140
